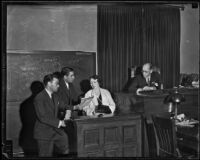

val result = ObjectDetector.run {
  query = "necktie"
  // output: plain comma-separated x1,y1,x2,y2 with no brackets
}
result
51,94,55,106
65,83,71,105
147,77,150,86
68,87,71,106
51,94,56,115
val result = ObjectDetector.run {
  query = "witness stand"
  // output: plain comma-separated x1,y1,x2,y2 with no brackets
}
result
64,112,142,157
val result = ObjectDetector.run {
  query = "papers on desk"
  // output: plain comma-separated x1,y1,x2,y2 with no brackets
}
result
176,119,199,127
138,89,167,96
176,113,199,127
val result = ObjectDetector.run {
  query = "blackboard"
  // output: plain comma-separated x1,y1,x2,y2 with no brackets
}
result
7,50,96,102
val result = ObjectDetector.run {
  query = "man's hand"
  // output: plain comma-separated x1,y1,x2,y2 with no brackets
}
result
58,120,66,128
64,110,71,120
143,86,156,91
73,105,78,110
61,120,66,127
136,86,156,95
136,88,143,95
73,104,81,110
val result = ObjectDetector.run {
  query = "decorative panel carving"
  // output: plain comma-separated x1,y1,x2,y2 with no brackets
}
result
104,127,119,145
72,114,141,157
123,125,137,144
84,129,100,148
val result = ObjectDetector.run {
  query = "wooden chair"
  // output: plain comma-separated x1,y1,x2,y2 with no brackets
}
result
151,114,182,158
142,116,157,157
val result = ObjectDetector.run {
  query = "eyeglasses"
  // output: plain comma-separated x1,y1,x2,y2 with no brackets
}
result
142,70,150,73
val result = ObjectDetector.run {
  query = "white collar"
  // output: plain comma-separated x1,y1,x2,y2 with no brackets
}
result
45,88,52,98
64,81,69,89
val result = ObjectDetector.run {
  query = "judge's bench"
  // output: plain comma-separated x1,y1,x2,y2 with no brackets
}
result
64,88,198,157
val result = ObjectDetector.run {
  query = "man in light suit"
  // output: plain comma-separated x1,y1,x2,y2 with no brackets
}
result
56,67,79,119
34,73,69,157
128,63,161,94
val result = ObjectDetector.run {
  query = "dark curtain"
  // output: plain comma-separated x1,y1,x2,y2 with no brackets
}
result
97,5,180,92
142,7,180,89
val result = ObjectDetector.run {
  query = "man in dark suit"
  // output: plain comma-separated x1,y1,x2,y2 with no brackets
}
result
128,63,161,94
34,73,69,157
56,67,79,119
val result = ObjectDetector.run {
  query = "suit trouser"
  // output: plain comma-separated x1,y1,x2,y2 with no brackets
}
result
37,131,69,157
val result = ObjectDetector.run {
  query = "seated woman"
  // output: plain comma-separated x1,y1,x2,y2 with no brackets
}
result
75,75,116,116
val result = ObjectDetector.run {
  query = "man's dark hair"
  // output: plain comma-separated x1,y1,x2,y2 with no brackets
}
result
61,67,74,77
43,73,58,87
53,71,62,79
90,75,102,87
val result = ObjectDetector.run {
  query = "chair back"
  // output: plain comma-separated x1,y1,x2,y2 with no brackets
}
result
151,114,178,157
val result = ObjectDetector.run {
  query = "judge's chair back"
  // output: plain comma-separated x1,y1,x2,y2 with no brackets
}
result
151,115,181,158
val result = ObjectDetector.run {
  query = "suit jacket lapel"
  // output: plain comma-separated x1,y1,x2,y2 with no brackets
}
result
141,76,148,86
61,78,70,98
44,90,56,114
52,94,59,117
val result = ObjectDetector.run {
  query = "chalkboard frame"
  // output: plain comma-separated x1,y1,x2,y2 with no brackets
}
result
7,50,97,102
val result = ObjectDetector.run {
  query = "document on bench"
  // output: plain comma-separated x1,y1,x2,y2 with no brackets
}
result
78,113,114,119
79,96,93,108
